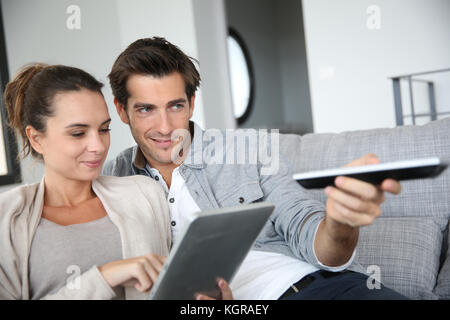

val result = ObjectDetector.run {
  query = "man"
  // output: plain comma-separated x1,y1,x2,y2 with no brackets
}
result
102,37,407,299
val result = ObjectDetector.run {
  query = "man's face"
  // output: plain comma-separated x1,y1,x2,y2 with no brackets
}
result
116,72,194,168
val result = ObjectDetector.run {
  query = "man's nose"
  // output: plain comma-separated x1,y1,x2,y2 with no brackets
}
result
157,110,172,136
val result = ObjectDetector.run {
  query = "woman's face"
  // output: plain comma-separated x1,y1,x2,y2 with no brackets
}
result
37,89,111,182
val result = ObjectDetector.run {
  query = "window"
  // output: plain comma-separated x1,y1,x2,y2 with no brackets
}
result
0,2,21,186
227,28,254,125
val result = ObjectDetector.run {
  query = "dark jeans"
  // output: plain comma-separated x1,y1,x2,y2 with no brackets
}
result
281,270,409,300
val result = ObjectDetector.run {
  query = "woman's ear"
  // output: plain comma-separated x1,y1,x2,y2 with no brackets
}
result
25,125,44,155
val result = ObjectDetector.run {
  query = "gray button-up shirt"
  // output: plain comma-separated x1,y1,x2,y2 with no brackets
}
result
102,122,362,272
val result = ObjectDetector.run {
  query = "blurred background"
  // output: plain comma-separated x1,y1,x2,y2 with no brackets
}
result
0,0,449,190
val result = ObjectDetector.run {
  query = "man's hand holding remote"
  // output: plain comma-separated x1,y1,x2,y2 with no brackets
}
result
314,153,402,267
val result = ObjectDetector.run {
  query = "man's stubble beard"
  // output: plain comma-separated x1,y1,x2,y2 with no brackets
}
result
129,125,174,166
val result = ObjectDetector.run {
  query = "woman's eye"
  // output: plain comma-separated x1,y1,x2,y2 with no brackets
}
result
71,132,84,137
100,128,111,134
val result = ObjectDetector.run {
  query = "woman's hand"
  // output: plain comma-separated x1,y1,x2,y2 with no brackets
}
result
98,254,166,292
195,278,234,300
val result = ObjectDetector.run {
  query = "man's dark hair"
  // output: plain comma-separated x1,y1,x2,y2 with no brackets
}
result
108,37,200,108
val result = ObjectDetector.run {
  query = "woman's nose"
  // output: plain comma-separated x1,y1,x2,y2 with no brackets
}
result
87,132,107,154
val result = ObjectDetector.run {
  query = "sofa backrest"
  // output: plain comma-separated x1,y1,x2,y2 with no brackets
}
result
279,117,450,299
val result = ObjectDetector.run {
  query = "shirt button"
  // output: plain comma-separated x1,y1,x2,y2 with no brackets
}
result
154,176,159,181
169,198,175,203
171,221,176,227
239,197,245,203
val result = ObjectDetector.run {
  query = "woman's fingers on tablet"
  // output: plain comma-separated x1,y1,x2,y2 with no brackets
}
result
98,253,168,293
145,254,166,272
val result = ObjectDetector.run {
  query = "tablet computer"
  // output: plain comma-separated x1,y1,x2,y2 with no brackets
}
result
148,202,275,300
293,157,448,189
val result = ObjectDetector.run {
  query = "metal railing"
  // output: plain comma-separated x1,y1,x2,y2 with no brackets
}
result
390,68,450,126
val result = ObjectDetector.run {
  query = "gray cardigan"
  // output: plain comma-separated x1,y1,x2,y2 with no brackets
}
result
0,175,171,300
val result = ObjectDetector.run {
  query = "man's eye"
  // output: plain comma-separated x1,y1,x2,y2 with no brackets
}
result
171,104,183,110
139,107,153,113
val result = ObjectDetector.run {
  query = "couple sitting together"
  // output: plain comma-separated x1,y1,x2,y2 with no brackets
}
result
0,37,407,300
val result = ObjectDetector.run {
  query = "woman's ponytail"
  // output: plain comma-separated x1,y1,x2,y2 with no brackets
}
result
3,63,48,158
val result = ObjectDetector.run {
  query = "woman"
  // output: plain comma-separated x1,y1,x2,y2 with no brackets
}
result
0,63,231,300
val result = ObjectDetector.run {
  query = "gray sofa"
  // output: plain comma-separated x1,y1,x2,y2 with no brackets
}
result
279,117,450,300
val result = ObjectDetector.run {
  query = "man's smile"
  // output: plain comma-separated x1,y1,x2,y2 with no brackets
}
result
150,137,172,148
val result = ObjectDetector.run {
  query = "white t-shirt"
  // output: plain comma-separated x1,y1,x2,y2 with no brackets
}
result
150,166,354,299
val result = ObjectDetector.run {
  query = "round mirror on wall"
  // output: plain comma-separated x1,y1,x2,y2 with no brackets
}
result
227,28,254,125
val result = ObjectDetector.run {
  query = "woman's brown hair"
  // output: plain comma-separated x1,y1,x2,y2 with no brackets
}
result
3,63,104,159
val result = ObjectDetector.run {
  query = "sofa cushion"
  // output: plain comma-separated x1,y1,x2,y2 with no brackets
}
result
435,224,450,299
355,217,447,300
280,117,450,219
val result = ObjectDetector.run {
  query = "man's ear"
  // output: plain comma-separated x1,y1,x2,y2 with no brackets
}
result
25,125,44,155
114,97,130,125
188,94,196,119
